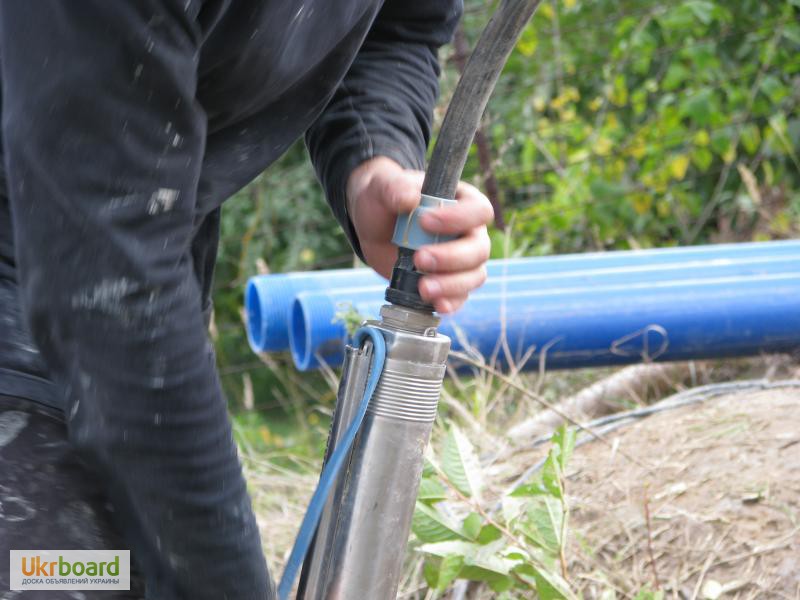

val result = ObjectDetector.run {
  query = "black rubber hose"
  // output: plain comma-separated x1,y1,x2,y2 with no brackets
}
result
422,0,543,200
387,0,542,310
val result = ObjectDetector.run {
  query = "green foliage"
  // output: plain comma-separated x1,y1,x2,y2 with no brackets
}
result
441,425,484,499
485,0,799,255
413,425,580,598
332,303,366,337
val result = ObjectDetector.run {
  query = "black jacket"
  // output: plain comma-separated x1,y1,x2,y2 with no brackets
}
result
0,1,460,597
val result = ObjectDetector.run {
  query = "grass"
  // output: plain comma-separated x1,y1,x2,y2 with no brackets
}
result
231,349,800,597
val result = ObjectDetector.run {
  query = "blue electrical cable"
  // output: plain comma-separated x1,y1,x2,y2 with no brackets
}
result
277,325,387,599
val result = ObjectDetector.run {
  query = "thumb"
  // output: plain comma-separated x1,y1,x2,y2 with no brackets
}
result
374,169,426,215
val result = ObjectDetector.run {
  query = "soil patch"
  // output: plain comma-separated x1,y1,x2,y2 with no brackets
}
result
565,385,800,599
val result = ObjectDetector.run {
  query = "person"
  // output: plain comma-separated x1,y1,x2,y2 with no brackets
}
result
0,1,493,599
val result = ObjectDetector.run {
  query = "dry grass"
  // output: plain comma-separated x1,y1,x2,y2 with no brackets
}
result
241,452,317,573
565,386,800,599
242,352,800,597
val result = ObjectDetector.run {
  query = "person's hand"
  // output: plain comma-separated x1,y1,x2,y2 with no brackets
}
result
346,156,493,313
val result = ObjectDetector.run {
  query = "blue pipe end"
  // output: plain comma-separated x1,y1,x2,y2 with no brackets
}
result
290,293,348,371
245,275,298,352
245,279,267,352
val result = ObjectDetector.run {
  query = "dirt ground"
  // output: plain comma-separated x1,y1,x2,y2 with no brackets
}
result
246,373,800,599
564,385,800,599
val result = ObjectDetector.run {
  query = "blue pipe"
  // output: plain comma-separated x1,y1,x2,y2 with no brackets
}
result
246,240,800,352
245,269,387,352
290,265,800,371
440,272,800,369
292,252,800,365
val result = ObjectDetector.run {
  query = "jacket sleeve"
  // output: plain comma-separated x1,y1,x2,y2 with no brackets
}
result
0,3,273,599
305,0,463,260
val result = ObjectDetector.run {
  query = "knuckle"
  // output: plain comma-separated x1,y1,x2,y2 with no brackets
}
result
455,276,471,295
476,265,488,286
478,241,491,263
426,245,444,263
379,177,395,208
385,177,408,211
482,199,495,223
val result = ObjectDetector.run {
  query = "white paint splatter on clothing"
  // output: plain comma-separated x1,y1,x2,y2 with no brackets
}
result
0,411,28,448
147,188,179,215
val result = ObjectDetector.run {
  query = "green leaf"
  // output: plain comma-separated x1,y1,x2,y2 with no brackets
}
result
668,154,691,180
477,524,504,545
436,555,464,590
684,0,715,25
740,123,762,155
516,25,538,57
412,502,466,543
441,426,483,499
658,5,698,32
760,75,788,104
691,147,714,170
483,572,515,593
680,88,715,126
462,512,483,541
457,566,514,591
523,495,565,554
541,452,564,499
423,560,439,589
532,567,577,600
681,41,719,73
783,23,800,45
710,130,732,157
418,540,518,577
609,74,628,107
511,480,549,497
662,62,690,91
552,426,576,471
417,477,448,504
634,589,665,600
515,563,577,600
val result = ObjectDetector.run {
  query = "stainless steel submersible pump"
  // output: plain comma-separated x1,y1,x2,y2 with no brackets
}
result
297,303,450,597
297,1,543,597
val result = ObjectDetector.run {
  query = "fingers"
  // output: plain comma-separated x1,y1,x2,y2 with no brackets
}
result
432,295,468,315
419,264,487,301
414,227,491,274
347,158,493,314
419,182,494,236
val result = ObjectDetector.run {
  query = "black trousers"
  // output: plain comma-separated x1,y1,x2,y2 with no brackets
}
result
0,396,145,600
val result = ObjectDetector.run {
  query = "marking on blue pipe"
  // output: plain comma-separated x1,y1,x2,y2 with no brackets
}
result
610,324,669,361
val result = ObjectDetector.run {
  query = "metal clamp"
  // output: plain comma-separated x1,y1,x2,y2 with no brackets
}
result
391,194,458,250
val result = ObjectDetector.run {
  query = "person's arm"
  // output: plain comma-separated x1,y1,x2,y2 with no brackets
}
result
0,3,272,599
306,1,462,255
307,0,493,314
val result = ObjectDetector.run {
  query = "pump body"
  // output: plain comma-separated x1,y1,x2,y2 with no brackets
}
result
298,305,450,599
